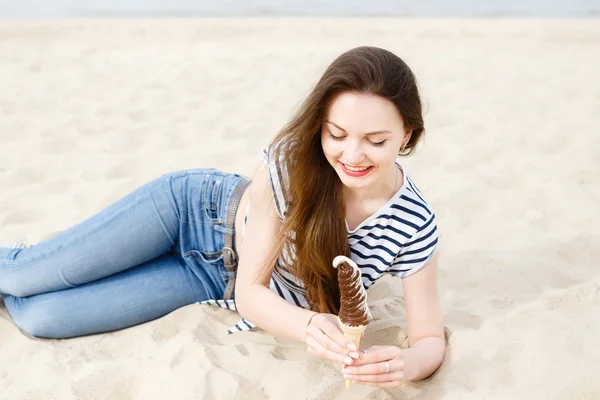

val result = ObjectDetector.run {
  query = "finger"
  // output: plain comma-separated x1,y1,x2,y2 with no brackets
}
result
317,331,358,361
306,332,355,365
352,346,401,366
357,380,403,388
306,324,342,353
307,339,355,365
345,371,404,384
344,358,404,376
326,324,359,353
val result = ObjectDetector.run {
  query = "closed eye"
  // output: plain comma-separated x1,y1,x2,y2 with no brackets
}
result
329,131,344,141
329,131,386,147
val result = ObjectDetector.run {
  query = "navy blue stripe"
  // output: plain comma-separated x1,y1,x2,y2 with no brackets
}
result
358,232,402,248
406,178,426,205
349,222,412,240
388,267,411,274
393,253,432,266
274,268,306,293
405,218,437,247
399,194,431,216
265,147,287,218
355,240,396,258
268,173,284,218
288,287,303,307
351,247,391,266
242,319,254,330
377,214,420,230
401,237,438,256
390,204,428,222
271,277,285,298
272,278,302,307
223,300,232,311
358,263,386,276
359,271,377,283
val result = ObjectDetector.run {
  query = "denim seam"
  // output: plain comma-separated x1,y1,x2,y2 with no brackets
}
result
200,178,223,225
177,255,205,302
2,178,175,266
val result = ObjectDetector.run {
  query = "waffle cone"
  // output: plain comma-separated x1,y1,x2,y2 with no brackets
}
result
339,317,367,389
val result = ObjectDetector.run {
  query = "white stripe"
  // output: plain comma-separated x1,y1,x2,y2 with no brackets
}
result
199,299,238,311
225,155,440,334
0,241,27,249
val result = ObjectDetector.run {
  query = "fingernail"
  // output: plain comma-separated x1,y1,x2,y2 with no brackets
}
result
347,344,356,351
349,352,359,359
344,357,352,364
344,374,352,379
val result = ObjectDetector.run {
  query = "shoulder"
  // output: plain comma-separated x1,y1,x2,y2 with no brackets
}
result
257,141,291,220
387,171,440,277
388,170,437,238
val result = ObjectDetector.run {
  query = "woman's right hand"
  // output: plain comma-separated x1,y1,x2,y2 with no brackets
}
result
305,313,360,367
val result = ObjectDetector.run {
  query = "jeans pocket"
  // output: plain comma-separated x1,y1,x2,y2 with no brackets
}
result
183,249,228,283
184,249,222,263
201,177,224,225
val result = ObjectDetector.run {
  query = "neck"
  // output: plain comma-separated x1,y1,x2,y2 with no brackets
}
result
343,163,400,203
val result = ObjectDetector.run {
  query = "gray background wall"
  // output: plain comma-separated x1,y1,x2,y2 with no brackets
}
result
1,0,599,18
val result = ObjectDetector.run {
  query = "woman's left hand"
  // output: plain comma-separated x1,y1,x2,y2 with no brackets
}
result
342,345,407,388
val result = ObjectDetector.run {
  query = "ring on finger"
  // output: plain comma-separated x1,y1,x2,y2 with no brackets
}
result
362,349,368,354
384,361,390,373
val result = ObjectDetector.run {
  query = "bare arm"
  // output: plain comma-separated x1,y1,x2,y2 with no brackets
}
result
234,164,315,343
401,252,446,381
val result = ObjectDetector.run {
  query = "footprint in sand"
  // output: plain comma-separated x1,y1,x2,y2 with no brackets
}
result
4,167,46,185
150,318,180,343
41,136,78,154
235,343,249,356
105,160,139,181
3,209,43,225
43,178,71,193
69,370,134,400
269,347,286,360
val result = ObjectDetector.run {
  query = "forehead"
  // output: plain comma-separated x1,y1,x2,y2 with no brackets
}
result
324,91,404,131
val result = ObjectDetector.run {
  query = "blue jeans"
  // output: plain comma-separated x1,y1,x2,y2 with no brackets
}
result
0,169,247,339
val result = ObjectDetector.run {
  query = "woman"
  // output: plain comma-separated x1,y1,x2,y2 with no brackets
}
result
0,46,444,387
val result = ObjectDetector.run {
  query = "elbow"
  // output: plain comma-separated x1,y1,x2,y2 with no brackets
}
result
233,285,255,320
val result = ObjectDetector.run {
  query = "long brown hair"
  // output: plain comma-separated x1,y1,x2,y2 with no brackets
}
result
264,46,425,315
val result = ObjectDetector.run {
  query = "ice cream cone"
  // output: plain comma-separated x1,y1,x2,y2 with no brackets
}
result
339,317,367,389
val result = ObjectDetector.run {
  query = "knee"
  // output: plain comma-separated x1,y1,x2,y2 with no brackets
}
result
0,279,34,299
4,297,67,339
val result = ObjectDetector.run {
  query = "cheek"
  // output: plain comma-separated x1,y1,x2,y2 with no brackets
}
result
370,148,399,167
321,140,342,160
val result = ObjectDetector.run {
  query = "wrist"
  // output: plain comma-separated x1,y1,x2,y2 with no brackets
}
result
400,347,420,381
306,312,319,327
302,312,319,342
401,337,445,381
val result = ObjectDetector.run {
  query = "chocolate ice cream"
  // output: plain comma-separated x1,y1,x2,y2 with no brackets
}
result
333,255,372,327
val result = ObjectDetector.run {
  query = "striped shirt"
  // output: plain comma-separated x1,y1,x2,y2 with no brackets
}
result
200,145,440,334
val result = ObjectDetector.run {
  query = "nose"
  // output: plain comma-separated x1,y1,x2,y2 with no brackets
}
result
343,140,365,164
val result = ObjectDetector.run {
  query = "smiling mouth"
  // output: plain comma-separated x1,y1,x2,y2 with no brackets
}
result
340,162,372,172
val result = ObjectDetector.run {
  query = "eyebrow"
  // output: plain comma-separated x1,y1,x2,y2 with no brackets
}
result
324,119,392,136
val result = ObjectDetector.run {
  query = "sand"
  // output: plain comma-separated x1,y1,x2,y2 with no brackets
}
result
1,18,599,399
